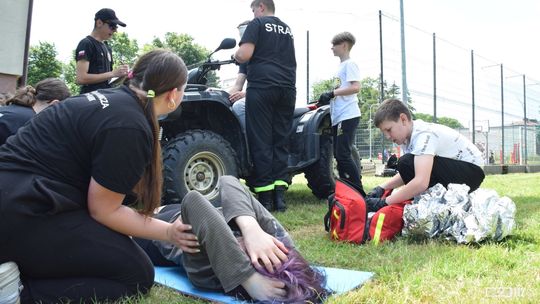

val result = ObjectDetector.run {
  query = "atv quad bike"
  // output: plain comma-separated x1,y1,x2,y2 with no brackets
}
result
159,38,361,205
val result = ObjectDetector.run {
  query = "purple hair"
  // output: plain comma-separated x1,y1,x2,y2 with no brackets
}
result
256,247,332,303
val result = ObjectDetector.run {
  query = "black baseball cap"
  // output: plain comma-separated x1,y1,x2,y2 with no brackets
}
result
95,8,126,27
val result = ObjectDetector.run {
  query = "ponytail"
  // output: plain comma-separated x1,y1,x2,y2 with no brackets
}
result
7,86,37,107
126,49,187,215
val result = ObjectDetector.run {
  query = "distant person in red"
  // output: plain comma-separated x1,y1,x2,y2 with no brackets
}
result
75,8,129,94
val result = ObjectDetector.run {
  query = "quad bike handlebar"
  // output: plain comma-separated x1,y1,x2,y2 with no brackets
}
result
187,38,237,85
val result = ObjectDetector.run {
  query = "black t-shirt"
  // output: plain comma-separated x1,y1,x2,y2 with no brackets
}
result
0,86,153,209
238,62,247,75
0,104,35,145
75,35,114,94
240,16,296,89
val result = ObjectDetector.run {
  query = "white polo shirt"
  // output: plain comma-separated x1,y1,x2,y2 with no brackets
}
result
330,59,361,126
402,120,485,166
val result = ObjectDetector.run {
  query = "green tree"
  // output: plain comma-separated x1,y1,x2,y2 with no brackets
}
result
147,33,218,86
27,42,63,86
386,82,400,99
312,76,415,124
108,32,140,67
62,59,79,95
310,79,334,102
359,77,382,123
149,33,209,66
414,113,464,129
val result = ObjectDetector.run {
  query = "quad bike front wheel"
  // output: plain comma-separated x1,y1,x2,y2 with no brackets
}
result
162,130,238,206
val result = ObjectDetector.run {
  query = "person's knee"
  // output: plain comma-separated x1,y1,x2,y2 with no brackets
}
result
135,264,155,296
122,251,155,296
219,175,237,184
232,99,245,112
396,153,415,184
181,191,206,215
219,175,240,191
396,153,414,171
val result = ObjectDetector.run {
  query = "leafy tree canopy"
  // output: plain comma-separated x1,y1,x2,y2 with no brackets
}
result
147,33,209,67
27,42,62,87
108,32,139,67
414,113,464,129
145,33,218,86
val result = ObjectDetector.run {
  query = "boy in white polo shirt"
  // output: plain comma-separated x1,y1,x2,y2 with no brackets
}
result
365,98,485,212
317,31,364,194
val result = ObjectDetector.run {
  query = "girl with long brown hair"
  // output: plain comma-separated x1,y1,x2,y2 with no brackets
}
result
0,49,197,304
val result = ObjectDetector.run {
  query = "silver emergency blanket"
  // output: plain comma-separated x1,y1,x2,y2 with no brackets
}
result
402,183,516,244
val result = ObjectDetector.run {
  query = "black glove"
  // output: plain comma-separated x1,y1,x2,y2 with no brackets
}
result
316,91,335,107
365,197,388,213
366,186,385,199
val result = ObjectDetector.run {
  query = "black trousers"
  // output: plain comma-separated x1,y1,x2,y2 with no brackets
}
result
245,86,296,190
397,153,485,192
0,172,154,304
332,117,363,191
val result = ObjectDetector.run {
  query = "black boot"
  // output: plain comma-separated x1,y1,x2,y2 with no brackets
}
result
257,190,274,211
273,186,287,212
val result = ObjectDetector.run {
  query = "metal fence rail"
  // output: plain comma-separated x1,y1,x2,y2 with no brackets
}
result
300,10,540,166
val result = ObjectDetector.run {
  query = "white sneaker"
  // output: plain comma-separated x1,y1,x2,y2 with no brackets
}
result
0,262,23,304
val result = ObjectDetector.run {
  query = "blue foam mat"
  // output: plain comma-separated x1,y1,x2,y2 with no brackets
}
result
155,266,374,303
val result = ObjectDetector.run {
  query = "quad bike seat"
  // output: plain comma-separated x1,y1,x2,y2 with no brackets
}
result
293,107,310,118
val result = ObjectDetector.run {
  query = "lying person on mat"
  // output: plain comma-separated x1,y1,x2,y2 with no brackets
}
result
134,176,331,303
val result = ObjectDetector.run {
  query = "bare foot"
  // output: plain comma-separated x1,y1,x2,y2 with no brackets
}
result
241,272,286,301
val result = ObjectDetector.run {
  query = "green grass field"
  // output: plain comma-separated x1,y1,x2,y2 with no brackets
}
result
122,173,540,304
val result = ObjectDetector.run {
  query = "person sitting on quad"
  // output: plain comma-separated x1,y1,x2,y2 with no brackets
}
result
228,20,250,132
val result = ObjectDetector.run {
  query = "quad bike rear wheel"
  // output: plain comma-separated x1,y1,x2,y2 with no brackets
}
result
304,134,361,199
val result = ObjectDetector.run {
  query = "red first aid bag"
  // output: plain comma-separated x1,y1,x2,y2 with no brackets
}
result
324,179,411,244
368,202,410,244
324,179,369,244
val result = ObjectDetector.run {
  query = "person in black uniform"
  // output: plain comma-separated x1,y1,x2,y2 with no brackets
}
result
234,0,297,212
0,78,70,145
0,49,198,303
75,8,129,94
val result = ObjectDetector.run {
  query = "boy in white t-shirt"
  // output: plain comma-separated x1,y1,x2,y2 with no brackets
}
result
317,31,364,194
365,98,485,212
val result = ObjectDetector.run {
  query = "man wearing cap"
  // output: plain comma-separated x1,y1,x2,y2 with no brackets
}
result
75,8,128,94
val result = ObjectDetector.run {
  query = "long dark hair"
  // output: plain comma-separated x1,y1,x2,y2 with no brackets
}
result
125,49,187,215
6,78,70,107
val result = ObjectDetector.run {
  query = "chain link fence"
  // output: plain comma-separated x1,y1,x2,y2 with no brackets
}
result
298,11,540,167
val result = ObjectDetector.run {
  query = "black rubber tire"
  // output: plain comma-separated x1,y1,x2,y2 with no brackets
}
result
162,130,238,206
304,134,362,200
351,146,362,175
304,135,335,199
